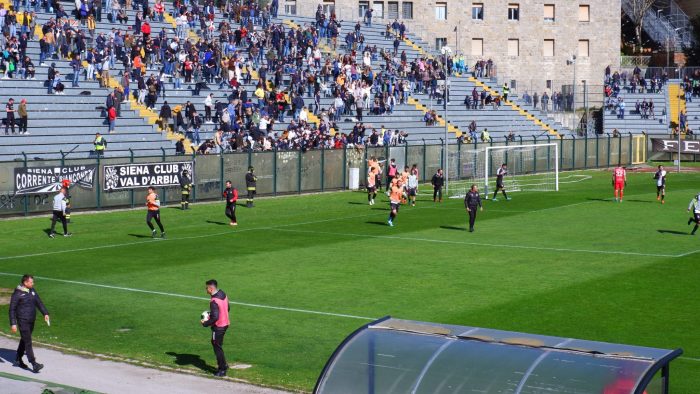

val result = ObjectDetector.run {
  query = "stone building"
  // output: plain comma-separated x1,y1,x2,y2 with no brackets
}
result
284,0,621,95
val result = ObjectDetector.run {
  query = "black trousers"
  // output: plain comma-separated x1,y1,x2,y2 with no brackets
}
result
18,116,27,133
5,114,15,134
247,189,256,201
17,320,36,363
433,186,442,201
468,207,478,229
225,204,236,222
50,210,68,234
211,327,228,371
147,210,164,232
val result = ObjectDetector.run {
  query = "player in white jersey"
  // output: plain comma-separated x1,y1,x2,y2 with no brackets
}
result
407,173,419,207
653,165,667,204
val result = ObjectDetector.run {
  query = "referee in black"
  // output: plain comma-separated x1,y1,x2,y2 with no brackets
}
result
464,184,483,232
9,274,49,373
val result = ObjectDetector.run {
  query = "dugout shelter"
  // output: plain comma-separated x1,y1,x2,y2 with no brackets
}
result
315,317,682,394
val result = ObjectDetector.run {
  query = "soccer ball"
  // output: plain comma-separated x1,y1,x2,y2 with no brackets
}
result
201,311,210,321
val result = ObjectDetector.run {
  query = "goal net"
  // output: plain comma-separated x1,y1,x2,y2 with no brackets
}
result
447,143,559,198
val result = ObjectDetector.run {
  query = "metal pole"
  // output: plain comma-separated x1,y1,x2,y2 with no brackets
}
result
678,69,682,173
444,49,450,195
571,55,576,133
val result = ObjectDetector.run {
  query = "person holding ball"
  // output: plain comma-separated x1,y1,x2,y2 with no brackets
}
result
201,279,230,377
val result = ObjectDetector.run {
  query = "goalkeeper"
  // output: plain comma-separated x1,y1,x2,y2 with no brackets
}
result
491,164,510,201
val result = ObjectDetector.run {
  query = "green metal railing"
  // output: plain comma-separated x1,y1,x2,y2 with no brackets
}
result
0,135,655,216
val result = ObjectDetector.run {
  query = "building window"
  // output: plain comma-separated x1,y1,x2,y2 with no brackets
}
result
402,2,413,19
359,1,369,18
472,3,483,20
508,4,519,21
372,1,384,18
544,4,555,22
508,39,519,56
579,5,590,22
435,2,447,20
388,1,399,19
543,39,554,57
546,80,552,89
472,38,483,56
436,37,447,50
578,39,590,57
284,0,297,15
322,0,335,16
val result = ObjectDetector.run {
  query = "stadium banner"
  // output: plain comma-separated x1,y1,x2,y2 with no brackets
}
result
103,161,194,191
651,138,700,154
14,165,97,194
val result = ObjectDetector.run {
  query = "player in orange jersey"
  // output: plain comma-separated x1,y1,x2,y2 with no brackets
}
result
146,186,166,238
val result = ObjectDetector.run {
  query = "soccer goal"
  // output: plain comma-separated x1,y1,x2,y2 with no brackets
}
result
447,143,559,198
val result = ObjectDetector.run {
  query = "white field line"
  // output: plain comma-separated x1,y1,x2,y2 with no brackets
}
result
0,272,377,321
0,208,426,261
269,228,683,258
681,357,700,362
0,194,693,260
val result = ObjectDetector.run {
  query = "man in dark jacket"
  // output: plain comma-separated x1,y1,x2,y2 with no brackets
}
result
201,279,230,377
9,274,49,373
464,184,483,232
159,101,172,131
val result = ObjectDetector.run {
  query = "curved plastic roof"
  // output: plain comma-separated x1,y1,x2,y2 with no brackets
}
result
315,317,682,394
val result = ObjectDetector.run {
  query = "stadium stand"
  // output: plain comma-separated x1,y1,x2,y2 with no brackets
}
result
602,68,670,135
0,0,586,160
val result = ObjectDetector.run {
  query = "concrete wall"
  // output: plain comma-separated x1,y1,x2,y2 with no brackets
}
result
287,0,621,95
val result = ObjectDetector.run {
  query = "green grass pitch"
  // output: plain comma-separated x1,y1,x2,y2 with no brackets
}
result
0,169,698,392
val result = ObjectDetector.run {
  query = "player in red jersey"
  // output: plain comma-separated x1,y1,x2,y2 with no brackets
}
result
612,165,627,202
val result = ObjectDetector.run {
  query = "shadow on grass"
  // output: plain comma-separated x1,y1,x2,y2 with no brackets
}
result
42,229,52,236
128,233,153,239
586,198,611,202
624,199,654,204
206,220,229,226
440,225,465,231
347,201,367,205
366,221,389,226
165,352,216,374
657,229,690,235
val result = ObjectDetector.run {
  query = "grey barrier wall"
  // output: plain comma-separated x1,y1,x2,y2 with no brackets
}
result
1,134,690,217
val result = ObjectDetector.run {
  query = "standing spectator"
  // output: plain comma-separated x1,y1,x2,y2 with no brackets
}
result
17,99,28,135
94,132,107,156
159,100,172,131
70,54,81,88
5,98,16,135
107,106,116,133
9,274,50,373
204,93,214,123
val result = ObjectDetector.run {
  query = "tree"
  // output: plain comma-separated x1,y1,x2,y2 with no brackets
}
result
629,0,656,51
683,15,700,66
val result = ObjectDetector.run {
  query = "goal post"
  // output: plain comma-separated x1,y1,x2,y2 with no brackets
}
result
484,143,559,198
